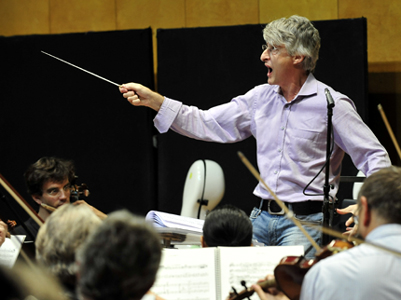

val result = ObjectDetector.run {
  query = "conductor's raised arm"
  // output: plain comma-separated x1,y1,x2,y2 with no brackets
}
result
119,83,164,111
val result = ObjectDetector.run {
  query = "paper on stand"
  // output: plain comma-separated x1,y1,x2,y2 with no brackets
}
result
0,235,26,268
145,210,204,233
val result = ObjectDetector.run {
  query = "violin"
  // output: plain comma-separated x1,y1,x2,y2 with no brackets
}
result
229,277,276,300
229,239,354,300
70,175,90,203
70,182,90,202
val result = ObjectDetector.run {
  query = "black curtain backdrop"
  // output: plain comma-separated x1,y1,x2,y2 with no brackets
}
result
156,19,367,216
0,28,156,222
0,19,368,225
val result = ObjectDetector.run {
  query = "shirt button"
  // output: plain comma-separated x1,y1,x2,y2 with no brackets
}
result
278,149,282,153
274,171,278,174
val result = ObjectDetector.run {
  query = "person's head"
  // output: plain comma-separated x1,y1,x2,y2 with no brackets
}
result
201,204,253,247
77,210,162,300
35,204,102,289
25,157,75,209
356,166,401,237
261,15,320,84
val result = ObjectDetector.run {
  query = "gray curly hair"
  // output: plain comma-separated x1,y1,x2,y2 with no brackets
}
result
263,15,321,72
35,204,102,287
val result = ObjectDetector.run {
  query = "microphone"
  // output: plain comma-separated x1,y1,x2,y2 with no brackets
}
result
325,88,335,108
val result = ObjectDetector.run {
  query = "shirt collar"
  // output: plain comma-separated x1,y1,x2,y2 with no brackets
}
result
366,223,401,242
297,73,318,98
273,73,318,102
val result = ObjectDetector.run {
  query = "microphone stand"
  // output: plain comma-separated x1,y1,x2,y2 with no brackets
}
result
322,88,337,245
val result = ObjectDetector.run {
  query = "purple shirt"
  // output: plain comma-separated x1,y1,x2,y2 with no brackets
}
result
154,74,390,203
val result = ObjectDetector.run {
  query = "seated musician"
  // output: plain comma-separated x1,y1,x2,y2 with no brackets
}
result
12,156,107,241
76,210,165,300
201,204,253,247
252,166,401,300
35,203,102,300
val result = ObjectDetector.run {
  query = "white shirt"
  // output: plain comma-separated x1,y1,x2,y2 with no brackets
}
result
300,224,401,300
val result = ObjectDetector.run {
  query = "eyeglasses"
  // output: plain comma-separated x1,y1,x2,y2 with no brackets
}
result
262,44,280,55
45,184,72,197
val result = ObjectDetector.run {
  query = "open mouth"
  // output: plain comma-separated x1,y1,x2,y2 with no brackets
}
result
268,67,273,76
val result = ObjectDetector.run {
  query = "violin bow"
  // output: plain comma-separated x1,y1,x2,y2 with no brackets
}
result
237,152,321,252
0,173,43,268
378,104,401,161
0,173,43,226
302,221,401,258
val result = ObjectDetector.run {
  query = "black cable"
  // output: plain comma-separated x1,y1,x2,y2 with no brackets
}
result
302,126,335,200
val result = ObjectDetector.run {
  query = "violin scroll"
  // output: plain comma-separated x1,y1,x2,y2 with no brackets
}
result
228,278,276,300
70,181,90,202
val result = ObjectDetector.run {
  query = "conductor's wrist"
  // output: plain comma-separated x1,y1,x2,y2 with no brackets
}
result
152,94,165,111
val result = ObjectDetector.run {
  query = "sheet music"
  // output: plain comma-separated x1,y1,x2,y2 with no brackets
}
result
218,246,304,300
146,210,204,232
0,235,26,268
151,248,217,300
151,246,304,300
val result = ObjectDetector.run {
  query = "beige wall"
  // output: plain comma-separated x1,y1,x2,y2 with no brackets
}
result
1,0,401,160
2,0,400,73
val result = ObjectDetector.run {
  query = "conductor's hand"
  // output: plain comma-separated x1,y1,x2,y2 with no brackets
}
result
119,83,164,111
337,204,358,240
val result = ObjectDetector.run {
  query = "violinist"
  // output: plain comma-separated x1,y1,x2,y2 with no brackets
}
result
12,157,107,241
252,166,401,300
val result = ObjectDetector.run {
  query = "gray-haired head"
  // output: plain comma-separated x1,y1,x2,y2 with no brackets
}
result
77,210,162,300
358,166,401,225
263,15,321,72
35,203,102,289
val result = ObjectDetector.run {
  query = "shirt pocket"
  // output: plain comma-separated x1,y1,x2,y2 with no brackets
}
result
286,127,326,163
